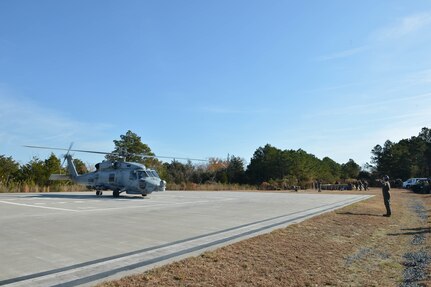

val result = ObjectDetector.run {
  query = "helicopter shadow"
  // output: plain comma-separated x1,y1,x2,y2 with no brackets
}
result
26,193,146,200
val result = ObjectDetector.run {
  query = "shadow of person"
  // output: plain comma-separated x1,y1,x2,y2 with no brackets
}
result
336,211,382,217
387,227,430,236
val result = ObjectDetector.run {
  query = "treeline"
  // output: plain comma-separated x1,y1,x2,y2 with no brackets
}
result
370,127,431,180
0,154,88,192
1,128,429,192
106,131,363,189
0,132,362,192
159,145,362,190
0,149,360,192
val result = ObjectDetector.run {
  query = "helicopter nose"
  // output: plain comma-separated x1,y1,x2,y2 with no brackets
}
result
140,178,166,192
139,178,159,192
139,179,147,190
158,180,166,191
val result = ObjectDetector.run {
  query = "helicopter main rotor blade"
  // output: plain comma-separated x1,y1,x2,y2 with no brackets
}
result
139,154,208,162
23,145,111,155
24,145,208,161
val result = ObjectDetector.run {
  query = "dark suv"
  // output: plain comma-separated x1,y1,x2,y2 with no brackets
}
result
411,178,431,194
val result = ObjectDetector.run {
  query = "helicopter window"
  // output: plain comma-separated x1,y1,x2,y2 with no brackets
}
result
149,170,159,177
129,171,137,180
137,171,149,178
109,173,115,183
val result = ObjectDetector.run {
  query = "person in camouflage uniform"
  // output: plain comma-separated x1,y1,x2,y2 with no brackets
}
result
382,175,391,217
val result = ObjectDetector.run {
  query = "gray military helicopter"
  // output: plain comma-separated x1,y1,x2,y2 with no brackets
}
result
25,144,205,198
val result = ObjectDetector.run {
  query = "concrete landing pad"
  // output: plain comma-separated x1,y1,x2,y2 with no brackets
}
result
0,191,372,286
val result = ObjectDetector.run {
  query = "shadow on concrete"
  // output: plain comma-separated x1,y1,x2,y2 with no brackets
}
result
26,193,145,200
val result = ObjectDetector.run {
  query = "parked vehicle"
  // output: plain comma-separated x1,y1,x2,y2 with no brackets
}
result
411,178,431,194
402,178,428,188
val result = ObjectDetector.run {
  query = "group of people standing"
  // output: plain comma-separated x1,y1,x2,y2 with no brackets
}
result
353,180,369,190
314,177,392,217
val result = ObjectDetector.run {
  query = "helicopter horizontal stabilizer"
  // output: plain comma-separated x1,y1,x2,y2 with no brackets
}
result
49,174,71,181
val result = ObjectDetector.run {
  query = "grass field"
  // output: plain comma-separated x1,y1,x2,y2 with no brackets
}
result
97,188,430,286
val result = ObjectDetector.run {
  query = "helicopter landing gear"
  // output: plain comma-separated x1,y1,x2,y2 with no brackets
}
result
96,190,102,196
113,189,120,198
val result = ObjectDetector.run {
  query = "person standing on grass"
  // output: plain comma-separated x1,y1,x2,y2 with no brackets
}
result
363,180,369,191
382,175,391,217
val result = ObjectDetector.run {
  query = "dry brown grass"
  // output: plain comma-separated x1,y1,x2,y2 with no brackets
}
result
98,188,431,287
0,182,86,193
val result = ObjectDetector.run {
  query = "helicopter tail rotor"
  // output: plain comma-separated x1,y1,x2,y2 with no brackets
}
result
61,142,74,168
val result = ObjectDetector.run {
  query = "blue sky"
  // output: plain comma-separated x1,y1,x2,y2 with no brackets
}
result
1,0,430,167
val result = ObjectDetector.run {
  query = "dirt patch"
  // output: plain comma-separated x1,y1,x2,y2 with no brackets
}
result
400,200,431,286
97,188,430,287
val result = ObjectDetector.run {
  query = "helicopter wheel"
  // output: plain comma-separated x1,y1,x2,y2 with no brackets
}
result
142,194,147,197
96,190,102,196
113,190,120,198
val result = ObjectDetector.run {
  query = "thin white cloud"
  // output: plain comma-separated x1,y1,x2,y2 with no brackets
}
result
0,95,112,144
0,90,114,163
406,68,431,85
374,12,431,40
315,11,431,62
303,92,431,119
200,106,268,115
281,114,430,166
301,82,361,94
309,124,427,165
315,46,369,62
277,94,430,165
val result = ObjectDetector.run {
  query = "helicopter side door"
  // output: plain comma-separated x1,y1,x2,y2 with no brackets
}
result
117,168,129,190
127,170,139,192
97,170,117,190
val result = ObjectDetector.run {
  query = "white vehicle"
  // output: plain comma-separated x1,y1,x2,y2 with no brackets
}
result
402,178,428,188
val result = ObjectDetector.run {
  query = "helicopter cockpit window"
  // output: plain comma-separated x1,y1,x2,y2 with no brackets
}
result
137,170,150,178
149,170,159,178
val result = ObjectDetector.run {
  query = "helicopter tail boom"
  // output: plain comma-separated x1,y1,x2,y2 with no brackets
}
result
49,174,71,181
